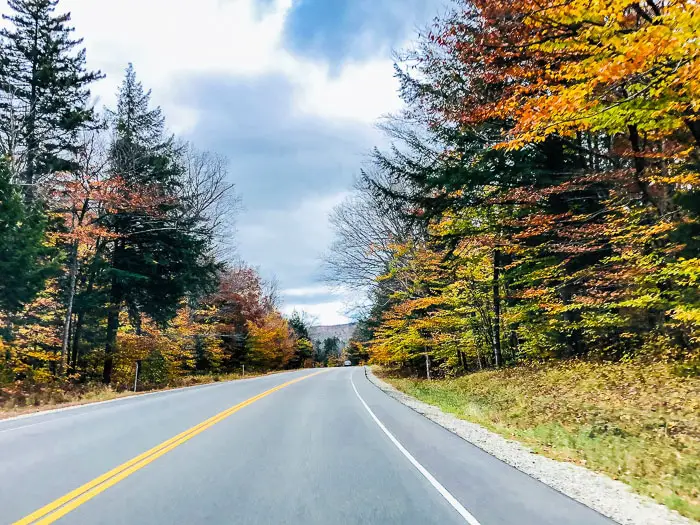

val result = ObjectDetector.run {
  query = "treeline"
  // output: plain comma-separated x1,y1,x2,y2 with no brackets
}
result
327,0,700,377
0,0,311,397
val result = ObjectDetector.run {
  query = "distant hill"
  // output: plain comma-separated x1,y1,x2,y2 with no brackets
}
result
308,323,357,348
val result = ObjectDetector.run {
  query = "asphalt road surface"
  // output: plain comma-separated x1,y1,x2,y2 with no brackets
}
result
0,368,614,525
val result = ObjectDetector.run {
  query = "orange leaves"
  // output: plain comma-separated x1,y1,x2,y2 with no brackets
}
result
50,170,175,252
432,0,700,147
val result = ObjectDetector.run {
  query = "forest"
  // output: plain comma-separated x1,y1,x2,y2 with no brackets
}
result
324,0,699,517
327,0,700,377
0,0,316,407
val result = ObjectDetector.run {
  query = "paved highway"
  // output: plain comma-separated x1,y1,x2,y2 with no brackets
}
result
0,368,613,524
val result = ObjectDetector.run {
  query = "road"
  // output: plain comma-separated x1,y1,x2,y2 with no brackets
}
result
0,368,614,525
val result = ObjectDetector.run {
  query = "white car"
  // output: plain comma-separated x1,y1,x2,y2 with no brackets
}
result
344,360,352,367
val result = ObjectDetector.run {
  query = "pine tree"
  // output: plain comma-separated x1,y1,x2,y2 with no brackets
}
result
0,159,53,316
0,0,103,194
101,65,218,384
287,310,313,368
108,63,173,185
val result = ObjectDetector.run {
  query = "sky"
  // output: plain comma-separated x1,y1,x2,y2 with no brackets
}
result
49,0,444,325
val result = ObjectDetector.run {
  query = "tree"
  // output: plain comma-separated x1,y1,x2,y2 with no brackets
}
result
0,0,103,193
343,0,699,378
322,337,341,360
287,310,314,369
246,312,295,371
207,266,269,371
324,172,420,291
178,144,239,261
0,159,53,316
345,340,369,366
101,65,219,384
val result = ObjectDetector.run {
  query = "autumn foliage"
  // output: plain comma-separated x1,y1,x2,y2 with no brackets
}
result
343,0,699,376
0,1,301,402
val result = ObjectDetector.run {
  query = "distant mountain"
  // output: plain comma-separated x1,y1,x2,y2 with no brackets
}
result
308,323,357,348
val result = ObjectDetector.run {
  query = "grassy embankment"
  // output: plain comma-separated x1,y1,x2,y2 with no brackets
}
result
0,371,265,419
380,361,700,520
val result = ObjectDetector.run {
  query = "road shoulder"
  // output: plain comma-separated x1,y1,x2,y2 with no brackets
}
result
365,367,693,525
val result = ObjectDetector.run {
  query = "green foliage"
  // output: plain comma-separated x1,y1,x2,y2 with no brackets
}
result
0,161,54,314
0,0,103,188
345,340,369,365
101,64,219,383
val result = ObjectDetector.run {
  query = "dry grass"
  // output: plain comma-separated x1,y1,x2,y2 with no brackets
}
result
0,370,268,420
381,361,700,521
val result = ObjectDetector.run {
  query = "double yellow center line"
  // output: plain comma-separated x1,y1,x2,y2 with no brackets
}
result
14,371,324,525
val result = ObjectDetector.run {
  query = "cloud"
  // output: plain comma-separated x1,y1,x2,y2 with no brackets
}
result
174,73,381,210
281,285,337,298
7,0,443,324
60,0,402,129
236,191,348,287
281,301,350,326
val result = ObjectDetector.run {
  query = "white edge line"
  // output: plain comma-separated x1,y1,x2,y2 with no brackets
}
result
351,369,482,525
0,370,300,425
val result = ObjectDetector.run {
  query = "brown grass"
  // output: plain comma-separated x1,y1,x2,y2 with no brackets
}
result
0,370,272,420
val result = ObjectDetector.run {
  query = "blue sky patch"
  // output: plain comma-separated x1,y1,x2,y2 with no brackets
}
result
279,0,444,66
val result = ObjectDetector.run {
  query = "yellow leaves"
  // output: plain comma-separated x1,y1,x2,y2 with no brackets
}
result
111,305,227,389
246,312,295,370
471,0,700,147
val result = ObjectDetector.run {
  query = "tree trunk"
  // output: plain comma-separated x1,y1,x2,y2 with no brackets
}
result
103,282,121,385
492,248,502,367
70,311,83,373
685,118,700,148
628,124,660,213
424,351,431,380
59,241,79,375
458,350,467,371
103,243,124,384
70,238,106,374
23,17,40,198
559,282,584,357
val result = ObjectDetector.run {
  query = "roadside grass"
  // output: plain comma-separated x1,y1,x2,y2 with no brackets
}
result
379,361,700,521
0,371,266,420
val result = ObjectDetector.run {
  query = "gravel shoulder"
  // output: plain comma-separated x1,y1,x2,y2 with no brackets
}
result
365,367,695,525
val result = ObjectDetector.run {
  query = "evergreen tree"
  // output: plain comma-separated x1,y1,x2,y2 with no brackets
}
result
0,159,53,315
288,310,310,340
287,310,313,368
101,65,218,384
0,0,103,192
108,63,174,185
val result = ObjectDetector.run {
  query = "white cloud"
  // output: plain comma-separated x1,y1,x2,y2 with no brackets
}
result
55,0,401,131
281,285,336,298
237,190,349,269
295,58,401,122
282,301,350,326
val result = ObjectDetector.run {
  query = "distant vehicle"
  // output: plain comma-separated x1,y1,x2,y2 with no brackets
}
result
344,360,352,367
